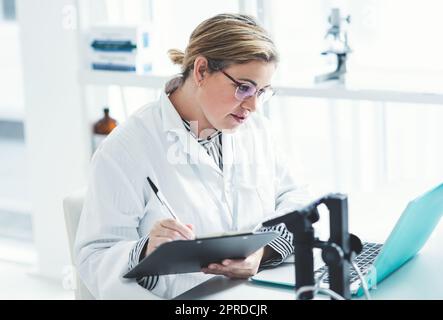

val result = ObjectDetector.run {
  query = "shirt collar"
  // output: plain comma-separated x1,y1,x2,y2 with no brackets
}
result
182,119,222,144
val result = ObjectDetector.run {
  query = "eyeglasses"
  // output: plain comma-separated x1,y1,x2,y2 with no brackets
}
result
220,70,275,104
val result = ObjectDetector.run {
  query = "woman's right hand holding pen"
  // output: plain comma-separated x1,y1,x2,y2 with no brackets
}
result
144,218,195,257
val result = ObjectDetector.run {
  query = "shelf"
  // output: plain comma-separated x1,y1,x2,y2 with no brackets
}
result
79,70,443,105
79,69,170,89
276,85,443,105
0,107,25,122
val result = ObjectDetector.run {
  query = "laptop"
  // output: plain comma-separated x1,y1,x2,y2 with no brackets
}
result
251,183,443,296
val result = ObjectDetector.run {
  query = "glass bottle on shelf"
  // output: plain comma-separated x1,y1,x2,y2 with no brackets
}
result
92,107,117,153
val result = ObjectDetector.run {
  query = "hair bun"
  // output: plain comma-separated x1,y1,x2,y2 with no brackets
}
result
167,49,185,65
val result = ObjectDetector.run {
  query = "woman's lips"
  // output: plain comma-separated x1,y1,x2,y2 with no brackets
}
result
230,113,247,124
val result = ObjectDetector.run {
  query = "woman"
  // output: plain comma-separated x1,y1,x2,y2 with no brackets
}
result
75,13,309,299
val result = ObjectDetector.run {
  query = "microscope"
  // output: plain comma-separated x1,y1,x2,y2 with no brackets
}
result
262,193,362,300
315,8,352,83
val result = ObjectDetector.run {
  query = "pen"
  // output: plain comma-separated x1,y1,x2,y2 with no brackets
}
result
147,177,180,221
252,223,263,233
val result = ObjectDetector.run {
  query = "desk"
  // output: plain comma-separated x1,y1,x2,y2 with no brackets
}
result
176,220,443,300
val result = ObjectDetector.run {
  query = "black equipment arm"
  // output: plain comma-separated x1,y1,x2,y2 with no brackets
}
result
262,193,362,300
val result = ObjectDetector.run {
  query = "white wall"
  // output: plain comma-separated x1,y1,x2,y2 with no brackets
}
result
16,0,90,280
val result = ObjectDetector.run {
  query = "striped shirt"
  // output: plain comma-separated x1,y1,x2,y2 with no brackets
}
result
128,119,294,291
182,119,223,171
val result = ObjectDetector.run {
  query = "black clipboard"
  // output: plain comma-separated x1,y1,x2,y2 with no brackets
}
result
123,231,279,278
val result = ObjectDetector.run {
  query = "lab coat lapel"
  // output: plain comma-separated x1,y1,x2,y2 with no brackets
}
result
221,130,235,184
160,91,222,175
159,90,231,227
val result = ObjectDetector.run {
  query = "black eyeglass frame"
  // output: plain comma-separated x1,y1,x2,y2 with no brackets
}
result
219,70,275,103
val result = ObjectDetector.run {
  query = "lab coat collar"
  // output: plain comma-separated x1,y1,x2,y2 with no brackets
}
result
159,89,224,175
160,89,187,137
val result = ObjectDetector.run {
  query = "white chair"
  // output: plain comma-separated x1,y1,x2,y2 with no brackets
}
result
63,188,95,300
63,189,164,300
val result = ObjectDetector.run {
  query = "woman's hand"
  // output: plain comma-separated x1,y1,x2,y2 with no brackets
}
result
144,218,195,257
201,247,266,279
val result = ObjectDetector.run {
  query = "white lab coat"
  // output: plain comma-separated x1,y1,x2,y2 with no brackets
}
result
74,88,310,300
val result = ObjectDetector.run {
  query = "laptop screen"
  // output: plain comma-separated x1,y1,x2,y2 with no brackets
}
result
373,183,443,282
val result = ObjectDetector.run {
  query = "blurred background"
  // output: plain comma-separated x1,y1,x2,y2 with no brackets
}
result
0,0,442,299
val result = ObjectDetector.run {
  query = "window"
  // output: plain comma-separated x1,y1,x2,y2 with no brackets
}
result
78,0,443,217
263,0,443,209
267,0,443,88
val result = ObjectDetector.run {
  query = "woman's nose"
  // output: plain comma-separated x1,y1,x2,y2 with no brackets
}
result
241,95,259,113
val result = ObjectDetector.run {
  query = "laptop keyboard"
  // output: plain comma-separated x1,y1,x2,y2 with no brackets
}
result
314,242,383,284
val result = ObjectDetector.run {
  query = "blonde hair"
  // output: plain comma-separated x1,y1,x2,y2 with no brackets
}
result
167,13,278,80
